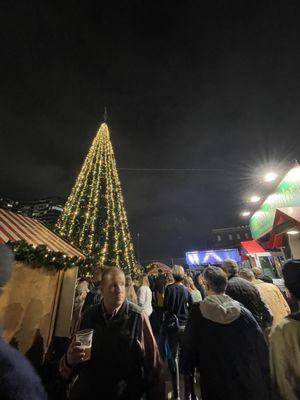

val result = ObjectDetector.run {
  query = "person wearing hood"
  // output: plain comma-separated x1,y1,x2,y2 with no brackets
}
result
182,266,271,400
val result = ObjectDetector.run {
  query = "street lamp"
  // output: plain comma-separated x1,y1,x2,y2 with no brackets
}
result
264,172,278,182
250,195,261,203
287,230,299,235
241,211,251,217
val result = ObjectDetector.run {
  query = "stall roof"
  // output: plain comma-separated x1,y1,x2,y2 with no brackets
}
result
263,207,300,250
240,240,265,254
274,207,300,227
250,165,300,239
0,209,84,258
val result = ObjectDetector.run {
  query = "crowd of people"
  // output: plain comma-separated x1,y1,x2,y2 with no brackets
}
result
1,245,300,399
64,260,299,400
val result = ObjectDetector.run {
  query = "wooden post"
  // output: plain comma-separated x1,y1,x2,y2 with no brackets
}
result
288,235,300,259
45,270,64,350
54,267,78,338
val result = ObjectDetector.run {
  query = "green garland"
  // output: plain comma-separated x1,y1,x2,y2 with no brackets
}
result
7,240,98,276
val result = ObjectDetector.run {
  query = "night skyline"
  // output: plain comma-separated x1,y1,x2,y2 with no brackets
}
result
1,1,300,261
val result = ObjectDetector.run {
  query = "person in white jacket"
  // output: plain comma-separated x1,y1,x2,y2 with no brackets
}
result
137,274,153,316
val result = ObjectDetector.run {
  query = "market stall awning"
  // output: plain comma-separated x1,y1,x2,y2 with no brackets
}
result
262,207,300,250
240,240,265,254
250,165,300,239
0,209,84,258
273,207,300,233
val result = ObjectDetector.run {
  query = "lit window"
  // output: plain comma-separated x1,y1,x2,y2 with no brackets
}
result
237,233,241,239
217,235,222,242
229,234,233,240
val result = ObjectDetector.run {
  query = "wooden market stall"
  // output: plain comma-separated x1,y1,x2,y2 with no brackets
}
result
0,208,85,367
271,207,300,259
250,165,300,272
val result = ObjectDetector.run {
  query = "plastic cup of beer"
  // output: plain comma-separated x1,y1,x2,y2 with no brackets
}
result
75,329,94,361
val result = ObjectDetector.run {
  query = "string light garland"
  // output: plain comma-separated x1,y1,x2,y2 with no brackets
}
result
7,240,97,275
56,123,136,273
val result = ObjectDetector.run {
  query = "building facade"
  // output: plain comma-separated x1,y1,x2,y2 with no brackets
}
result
0,196,65,226
211,225,252,249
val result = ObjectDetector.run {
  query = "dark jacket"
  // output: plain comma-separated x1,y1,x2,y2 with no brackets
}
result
60,300,163,400
148,275,156,293
0,339,47,400
81,286,102,314
163,283,193,326
194,275,206,299
226,275,273,328
155,274,166,295
182,296,271,400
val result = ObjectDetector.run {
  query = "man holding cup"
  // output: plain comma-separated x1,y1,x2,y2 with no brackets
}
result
60,267,164,400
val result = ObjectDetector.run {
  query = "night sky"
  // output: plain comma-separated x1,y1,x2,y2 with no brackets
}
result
1,1,300,262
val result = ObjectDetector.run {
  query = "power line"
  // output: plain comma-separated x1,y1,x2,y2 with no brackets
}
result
118,167,230,172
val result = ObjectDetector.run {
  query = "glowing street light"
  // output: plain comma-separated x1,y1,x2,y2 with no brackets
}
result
250,195,261,203
287,230,299,235
241,211,251,217
264,172,278,182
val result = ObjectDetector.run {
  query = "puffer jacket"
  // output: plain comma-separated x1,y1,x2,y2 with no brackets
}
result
226,275,273,328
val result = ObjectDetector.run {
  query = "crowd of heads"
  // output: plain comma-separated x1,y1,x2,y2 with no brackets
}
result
2,241,300,400
203,266,228,294
73,257,300,320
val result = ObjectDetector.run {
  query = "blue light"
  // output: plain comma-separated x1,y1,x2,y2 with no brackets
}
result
186,248,241,266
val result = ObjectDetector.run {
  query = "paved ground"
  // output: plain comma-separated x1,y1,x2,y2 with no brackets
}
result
163,363,202,399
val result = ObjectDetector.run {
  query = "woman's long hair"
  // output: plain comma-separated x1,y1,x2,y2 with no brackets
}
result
139,274,149,287
184,276,197,292
125,275,137,303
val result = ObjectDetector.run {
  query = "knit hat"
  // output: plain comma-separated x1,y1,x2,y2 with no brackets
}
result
0,245,14,288
282,259,300,300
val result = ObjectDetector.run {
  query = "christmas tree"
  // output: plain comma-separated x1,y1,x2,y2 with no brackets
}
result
56,121,136,273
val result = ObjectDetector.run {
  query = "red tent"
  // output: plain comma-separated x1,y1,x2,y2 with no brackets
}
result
241,240,265,254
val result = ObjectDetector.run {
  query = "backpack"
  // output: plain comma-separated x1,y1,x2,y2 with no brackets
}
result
164,313,179,333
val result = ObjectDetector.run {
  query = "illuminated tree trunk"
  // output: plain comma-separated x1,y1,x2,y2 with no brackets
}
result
56,123,136,273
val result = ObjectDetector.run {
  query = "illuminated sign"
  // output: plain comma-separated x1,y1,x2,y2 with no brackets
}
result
186,248,241,266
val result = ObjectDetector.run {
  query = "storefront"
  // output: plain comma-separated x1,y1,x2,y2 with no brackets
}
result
240,240,279,278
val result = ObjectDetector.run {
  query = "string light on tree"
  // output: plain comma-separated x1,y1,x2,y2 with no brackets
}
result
56,119,136,273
